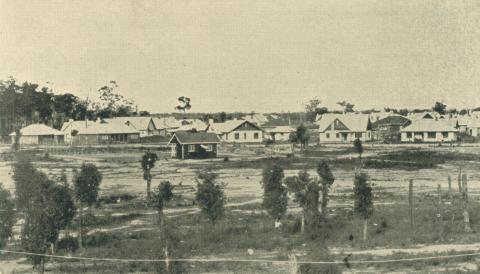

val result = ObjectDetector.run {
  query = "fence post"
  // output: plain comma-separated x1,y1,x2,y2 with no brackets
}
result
409,179,414,235
462,173,471,233
447,175,452,202
458,168,462,193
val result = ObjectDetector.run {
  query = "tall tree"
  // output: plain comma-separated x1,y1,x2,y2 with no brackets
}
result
432,102,447,115
74,163,102,248
353,172,373,242
195,169,226,225
261,164,288,224
317,161,335,215
0,183,15,249
305,98,328,122
337,101,355,113
175,96,192,113
141,151,159,203
285,171,320,236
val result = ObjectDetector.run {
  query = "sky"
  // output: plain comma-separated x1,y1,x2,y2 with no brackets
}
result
1,0,480,113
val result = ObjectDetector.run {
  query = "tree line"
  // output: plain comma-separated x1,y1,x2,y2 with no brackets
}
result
0,78,148,137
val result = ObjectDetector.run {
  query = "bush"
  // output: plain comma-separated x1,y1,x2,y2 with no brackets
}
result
84,232,120,247
223,157,230,162
57,236,79,252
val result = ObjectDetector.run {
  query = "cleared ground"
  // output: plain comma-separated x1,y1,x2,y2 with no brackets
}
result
1,143,480,273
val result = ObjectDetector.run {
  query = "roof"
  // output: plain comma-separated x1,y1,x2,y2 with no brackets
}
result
104,117,154,131
400,120,458,132
209,119,261,134
80,121,139,135
152,116,181,129
168,131,221,145
316,114,371,132
10,124,63,136
371,115,410,129
61,120,95,132
264,126,295,133
242,113,269,125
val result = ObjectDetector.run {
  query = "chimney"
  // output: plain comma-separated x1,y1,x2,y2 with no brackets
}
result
208,118,214,125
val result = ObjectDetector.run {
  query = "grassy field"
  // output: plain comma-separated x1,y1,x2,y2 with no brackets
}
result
2,144,480,273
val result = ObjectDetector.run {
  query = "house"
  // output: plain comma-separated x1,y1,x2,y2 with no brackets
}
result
152,116,180,136
60,119,140,145
174,119,208,132
400,120,458,142
371,115,411,143
9,124,64,145
168,131,221,159
467,119,480,137
105,117,157,137
208,119,263,143
316,114,373,143
263,126,295,142
242,113,270,126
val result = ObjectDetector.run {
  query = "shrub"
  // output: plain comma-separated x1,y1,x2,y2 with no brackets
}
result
57,236,79,252
223,156,230,162
84,232,120,247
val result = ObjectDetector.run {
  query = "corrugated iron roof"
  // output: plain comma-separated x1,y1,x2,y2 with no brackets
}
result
168,131,221,144
10,124,63,136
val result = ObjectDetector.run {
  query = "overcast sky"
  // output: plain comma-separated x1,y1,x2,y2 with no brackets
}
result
1,0,480,113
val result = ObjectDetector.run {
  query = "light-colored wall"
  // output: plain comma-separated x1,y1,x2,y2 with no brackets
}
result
221,130,263,143
271,132,291,142
11,135,38,145
400,131,457,142
319,130,372,143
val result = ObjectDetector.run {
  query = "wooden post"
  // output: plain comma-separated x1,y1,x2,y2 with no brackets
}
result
462,173,471,233
181,145,185,159
437,183,442,205
458,168,462,193
289,254,298,274
437,183,444,241
409,179,414,234
447,175,452,202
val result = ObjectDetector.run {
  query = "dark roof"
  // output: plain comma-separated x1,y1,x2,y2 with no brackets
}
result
372,116,410,129
168,131,221,145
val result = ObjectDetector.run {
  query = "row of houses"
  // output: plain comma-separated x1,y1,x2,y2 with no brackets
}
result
316,112,480,143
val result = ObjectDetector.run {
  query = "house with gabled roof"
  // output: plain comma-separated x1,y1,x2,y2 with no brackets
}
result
208,119,263,143
10,124,64,145
60,119,140,145
371,115,411,143
400,120,458,142
104,117,157,137
316,114,373,143
167,130,221,159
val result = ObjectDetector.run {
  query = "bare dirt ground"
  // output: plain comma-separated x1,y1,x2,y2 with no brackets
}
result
3,144,480,273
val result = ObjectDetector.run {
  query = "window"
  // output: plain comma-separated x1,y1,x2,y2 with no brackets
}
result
326,133,330,139
254,133,259,139
188,145,195,152
206,144,213,151
406,132,412,138
427,132,436,138
244,133,247,139
442,132,449,138
336,133,339,138
235,133,239,140
355,132,362,138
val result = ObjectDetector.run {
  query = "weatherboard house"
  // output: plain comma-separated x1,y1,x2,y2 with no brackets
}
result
400,120,458,142
168,131,221,159
317,114,373,143
10,124,64,145
208,119,263,143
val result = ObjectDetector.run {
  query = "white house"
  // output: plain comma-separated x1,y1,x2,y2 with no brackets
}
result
317,114,373,143
400,120,458,142
10,124,64,145
208,119,263,143
104,117,157,137
264,126,294,142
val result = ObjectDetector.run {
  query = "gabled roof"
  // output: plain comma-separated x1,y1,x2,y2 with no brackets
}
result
209,119,261,134
104,117,155,131
242,113,269,125
264,126,295,133
61,120,95,132
316,114,371,132
10,124,63,136
400,120,458,132
152,116,181,129
79,121,139,135
371,115,410,129
168,131,221,145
